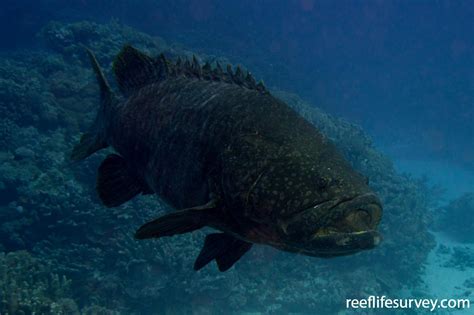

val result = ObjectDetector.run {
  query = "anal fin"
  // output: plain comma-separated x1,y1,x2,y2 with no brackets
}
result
215,240,252,271
194,233,252,272
97,154,150,207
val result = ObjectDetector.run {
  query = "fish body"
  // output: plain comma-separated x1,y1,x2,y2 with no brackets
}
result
72,46,382,271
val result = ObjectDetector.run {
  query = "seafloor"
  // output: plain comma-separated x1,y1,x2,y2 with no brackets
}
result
391,159,474,315
0,21,472,314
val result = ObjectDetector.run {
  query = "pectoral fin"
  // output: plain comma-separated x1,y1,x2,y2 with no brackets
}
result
134,200,218,239
194,233,252,272
97,154,150,207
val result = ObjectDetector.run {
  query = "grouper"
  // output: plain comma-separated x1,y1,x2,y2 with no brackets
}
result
72,45,383,271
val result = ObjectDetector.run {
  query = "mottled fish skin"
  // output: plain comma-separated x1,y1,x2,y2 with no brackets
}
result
74,46,383,271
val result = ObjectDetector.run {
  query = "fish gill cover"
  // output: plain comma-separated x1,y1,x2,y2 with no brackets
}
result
0,21,436,314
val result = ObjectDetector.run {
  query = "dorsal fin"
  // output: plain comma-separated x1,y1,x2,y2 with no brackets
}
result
202,62,212,79
113,45,167,95
245,71,257,89
112,45,268,95
213,62,223,80
234,66,244,85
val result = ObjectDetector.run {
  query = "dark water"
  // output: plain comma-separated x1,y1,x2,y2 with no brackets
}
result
0,1,473,314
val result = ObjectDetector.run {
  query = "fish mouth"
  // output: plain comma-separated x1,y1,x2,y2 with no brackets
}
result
316,192,382,229
285,192,382,234
329,193,382,230
283,192,383,256
303,229,382,257
307,192,382,256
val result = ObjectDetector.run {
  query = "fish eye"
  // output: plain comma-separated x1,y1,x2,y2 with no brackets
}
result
356,172,369,185
317,177,328,188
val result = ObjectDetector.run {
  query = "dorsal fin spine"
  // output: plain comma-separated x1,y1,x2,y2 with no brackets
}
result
226,64,233,76
113,45,267,94
234,66,244,85
213,62,223,81
176,57,182,68
202,62,212,79
159,53,169,74
215,61,223,73
256,80,266,92
245,71,256,88
184,59,191,72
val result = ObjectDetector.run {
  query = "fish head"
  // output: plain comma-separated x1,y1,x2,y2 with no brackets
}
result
234,135,383,257
248,155,383,257
277,189,383,257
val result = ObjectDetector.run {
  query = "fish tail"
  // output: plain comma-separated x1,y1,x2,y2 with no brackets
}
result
71,48,117,161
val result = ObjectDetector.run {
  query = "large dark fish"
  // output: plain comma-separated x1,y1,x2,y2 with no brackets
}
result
72,45,383,272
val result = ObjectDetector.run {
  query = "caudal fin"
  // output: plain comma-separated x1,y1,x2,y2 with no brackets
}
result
71,48,117,161
85,48,116,108
71,133,107,161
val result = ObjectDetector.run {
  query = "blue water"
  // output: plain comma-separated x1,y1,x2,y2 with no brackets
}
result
0,1,473,314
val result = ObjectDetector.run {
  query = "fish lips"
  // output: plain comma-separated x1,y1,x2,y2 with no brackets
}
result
307,192,383,256
284,192,382,234
341,192,383,227
283,192,383,256
302,229,382,257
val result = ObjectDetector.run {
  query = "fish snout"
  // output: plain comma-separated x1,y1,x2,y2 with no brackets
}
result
339,192,383,231
302,192,383,256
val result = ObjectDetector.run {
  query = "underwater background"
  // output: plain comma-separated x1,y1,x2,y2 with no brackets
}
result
0,0,473,314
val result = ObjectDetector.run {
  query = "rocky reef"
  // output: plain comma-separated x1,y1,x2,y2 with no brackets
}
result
435,193,474,243
442,246,474,271
0,21,436,314
0,251,78,314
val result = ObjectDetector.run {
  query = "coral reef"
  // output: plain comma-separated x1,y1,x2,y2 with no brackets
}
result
0,250,78,314
0,20,437,314
436,193,474,242
442,247,474,271
0,55,57,128
464,277,474,288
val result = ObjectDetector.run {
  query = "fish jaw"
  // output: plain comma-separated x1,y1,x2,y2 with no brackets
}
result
305,192,383,256
302,229,382,257
273,192,383,257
